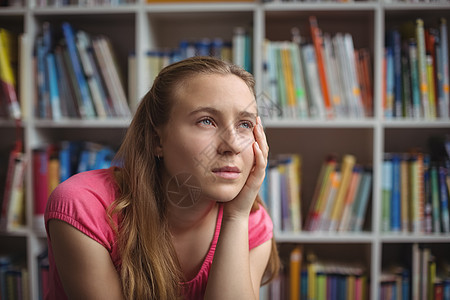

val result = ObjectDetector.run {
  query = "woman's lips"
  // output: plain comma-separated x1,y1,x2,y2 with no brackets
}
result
212,166,241,179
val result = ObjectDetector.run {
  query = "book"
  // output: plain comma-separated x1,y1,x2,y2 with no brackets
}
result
329,154,356,231
33,147,49,231
0,28,21,120
382,154,393,232
309,16,333,119
91,35,131,118
391,154,401,232
0,144,26,231
350,169,372,232
289,246,302,300
439,18,449,119
76,30,109,119
416,19,430,119
408,39,422,119
62,22,96,119
301,43,325,119
46,52,62,120
338,165,362,232
438,166,450,233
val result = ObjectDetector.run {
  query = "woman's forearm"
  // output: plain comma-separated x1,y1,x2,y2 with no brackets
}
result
204,214,257,300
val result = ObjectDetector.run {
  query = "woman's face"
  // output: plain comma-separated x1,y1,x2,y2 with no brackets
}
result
157,73,257,204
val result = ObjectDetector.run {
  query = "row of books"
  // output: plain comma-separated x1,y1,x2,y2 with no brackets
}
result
384,18,449,119
0,255,28,300
32,141,115,231
0,28,22,121
409,245,450,300
35,22,131,120
262,16,372,120
261,246,368,300
382,245,450,300
37,250,49,300
261,153,373,233
140,27,252,93
304,154,373,233
381,150,450,234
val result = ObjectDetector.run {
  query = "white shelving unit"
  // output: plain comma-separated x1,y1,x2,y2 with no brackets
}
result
1,0,449,299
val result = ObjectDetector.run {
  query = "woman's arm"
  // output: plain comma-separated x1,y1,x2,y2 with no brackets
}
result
48,219,124,299
205,116,271,300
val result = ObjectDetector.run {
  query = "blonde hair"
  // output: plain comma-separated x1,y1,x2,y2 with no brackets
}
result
111,56,280,299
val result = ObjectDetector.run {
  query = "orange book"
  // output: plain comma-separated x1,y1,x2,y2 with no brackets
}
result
309,16,333,118
290,246,303,300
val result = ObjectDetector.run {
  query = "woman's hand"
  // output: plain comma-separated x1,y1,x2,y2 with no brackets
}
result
223,116,269,219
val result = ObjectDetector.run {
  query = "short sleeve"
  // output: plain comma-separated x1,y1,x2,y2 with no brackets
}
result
248,205,273,250
44,169,118,253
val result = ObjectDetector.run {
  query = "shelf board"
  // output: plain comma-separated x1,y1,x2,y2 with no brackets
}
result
383,1,450,10
263,118,377,128
34,118,131,128
0,6,26,14
32,4,138,15
0,227,29,237
382,119,450,128
275,230,374,243
263,1,378,11
380,233,450,243
145,2,256,13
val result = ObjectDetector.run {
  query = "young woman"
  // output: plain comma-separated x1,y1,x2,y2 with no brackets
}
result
45,56,280,300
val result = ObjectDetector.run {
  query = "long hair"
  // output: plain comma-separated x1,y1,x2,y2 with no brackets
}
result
111,56,280,299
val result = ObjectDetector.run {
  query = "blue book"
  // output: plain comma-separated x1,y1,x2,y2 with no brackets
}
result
62,22,96,119
300,269,308,299
387,29,403,118
382,154,393,232
401,269,410,300
444,279,450,300
352,169,373,232
391,154,401,232
58,141,71,182
46,53,62,120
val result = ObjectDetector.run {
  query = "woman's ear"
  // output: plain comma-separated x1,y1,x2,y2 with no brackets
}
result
154,130,164,158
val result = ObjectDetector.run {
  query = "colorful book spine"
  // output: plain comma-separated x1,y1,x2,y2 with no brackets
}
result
416,19,430,119
0,28,21,120
408,39,422,119
391,154,401,232
382,154,393,232
62,22,96,118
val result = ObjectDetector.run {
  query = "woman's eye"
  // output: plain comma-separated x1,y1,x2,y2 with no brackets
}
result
199,118,215,126
239,121,254,129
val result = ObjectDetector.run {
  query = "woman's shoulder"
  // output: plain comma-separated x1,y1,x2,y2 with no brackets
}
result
248,204,273,249
46,167,119,216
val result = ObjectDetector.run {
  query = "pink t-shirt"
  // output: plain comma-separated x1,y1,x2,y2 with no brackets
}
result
45,167,273,300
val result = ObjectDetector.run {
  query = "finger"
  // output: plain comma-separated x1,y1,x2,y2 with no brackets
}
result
254,117,268,163
248,141,266,188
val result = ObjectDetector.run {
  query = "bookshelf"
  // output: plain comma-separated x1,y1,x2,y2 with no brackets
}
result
0,0,449,299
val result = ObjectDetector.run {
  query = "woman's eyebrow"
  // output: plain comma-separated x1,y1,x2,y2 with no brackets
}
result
188,107,257,121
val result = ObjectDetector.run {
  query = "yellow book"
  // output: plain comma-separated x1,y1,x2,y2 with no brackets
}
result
287,154,302,232
280,44,297,118
307,252,317,300
426,55,436,119
0,28,21,120
329,155,356,231
347,275,355,300
290,246,302,300
308,156,337,231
